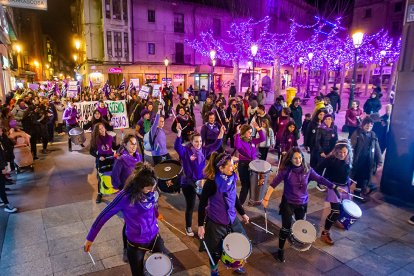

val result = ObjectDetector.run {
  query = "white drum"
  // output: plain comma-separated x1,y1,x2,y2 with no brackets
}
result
248,160,272,205
69,127,86,145
144,253,173,276
289,220,316,251
339,199,362,230
221,233,252,269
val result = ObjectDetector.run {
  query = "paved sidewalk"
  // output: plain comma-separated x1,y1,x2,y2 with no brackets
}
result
1,91,413,275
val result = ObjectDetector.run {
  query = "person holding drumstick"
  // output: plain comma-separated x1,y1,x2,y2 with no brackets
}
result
62,100,84,152
112,134,142,262
262,147,344,263
317,140,354,245
174,123,225,237
198,152,249,275
234,122,265,205
84,163,164,276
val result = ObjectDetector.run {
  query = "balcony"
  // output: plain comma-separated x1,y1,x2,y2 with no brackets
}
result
171,54,191,64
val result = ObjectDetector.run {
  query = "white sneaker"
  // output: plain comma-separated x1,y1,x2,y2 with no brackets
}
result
185,227,194,237
4,204,17,213
0,201,4,207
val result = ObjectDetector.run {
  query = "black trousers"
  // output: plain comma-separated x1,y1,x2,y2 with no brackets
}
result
66,124,78,150
279,197,307,249
127,235,165,276
0,174,9,205
182,184,199,228
324,202,341,231
29,127,40,157
238,161,251,205
204,218,246,267
258,147,269,161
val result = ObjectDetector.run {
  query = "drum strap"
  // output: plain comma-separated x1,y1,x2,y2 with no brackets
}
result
127,235,159,252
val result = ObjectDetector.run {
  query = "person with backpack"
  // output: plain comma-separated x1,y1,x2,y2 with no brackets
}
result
143,106,169,165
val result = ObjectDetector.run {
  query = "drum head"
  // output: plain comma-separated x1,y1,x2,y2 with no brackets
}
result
154,160,182,180
291,220,316,244
69,127,83,136
342,199,362,218
249,160,271,173
145,253,172,276
222,233,251,260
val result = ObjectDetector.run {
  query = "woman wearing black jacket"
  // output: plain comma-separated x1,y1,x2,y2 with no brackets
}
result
313,114,338,174
83,110,111,131
304,108,326,164
289,97,303,138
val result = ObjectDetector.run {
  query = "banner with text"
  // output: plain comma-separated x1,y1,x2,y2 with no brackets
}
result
0,0,47,10
74,100,129,131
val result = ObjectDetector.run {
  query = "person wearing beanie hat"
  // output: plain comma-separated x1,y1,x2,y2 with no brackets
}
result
234,122,266,205
350,116,383,201
363,92,382,115
326,86,341,114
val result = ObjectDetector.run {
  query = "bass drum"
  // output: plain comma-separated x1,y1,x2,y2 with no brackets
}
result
154,160,182,193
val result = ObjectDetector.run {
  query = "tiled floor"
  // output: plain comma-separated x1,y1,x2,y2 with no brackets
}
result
1,95,413,275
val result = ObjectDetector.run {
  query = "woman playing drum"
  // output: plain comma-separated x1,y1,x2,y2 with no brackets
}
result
316,140,354,245
262,147,343,262
112,134,143,262
198,152,250,275
62,101,84,151
174,124,225,236
84,163,164,276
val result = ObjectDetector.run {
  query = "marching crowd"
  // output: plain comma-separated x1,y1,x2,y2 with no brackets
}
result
0,81,399,275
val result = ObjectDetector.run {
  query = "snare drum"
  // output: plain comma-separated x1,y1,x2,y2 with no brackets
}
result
248,160,272,205
154,160,182,193
221,233,252,269
69,127,86,145
338,199,362,230
144,253,173,276
195,179,206,195
289,220,316,251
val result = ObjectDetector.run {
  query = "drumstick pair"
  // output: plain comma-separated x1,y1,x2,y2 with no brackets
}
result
250,207,275,235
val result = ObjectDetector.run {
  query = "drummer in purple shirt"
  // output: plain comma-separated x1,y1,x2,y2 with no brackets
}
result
84,163,164,276
234,122,266,205
62,101,84,151
262,147,344,263
198,152,249,275
112,134,143,262
174,123,225,237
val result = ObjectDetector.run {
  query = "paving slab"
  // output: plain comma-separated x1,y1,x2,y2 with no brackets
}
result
346,251,400,276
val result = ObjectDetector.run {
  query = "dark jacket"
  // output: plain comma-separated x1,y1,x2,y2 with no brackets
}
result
314,124,338,155
289,104,303,129
363,98,382,114
326,91,341,112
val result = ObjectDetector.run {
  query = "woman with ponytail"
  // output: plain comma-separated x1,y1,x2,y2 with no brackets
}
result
84,162,164,276
198,152,250,275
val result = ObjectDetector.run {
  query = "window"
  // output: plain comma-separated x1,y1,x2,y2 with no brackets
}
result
213,19,221,36
114,32,122,57
175,43,184,63
364,8,372,18
394,1,403,12
112,0,121,20
148,43,155,55
148,10,155,22
122,0,128,21
105,0,110,19
124,32,129,58
106,31,112,57
174,13,184,33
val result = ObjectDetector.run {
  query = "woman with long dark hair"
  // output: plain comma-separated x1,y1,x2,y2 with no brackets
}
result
84,162,164,276
313,114,338,176
83,110,111,131
198,152,249,275
262,147,342,262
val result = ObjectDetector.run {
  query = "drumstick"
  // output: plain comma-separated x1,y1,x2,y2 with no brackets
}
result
251,221,274,235
347,192,364,200
264,208,268,233
215,109,223,125
87,251,96,266
160,219,186,236
202,240,216,267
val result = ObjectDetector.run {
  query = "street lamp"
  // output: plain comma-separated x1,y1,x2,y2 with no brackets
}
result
75,39,81,51
333,59,339,88
251,44,258,93
379,50,386,87
298,57,304,94
73,54,78,62
348,31,364,108
305,52,313,98
209,50,216,92
211,59,216,91
164,57,169,86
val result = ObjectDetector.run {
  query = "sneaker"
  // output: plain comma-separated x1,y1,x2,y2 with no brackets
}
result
321,231,334,245
4,204,17,213
122,248,129,263
277,249,285,263
0,201,4,207
408,216,414,225
234,267,246,274
185,227,194,237
96,194,102,204
316,184,327,192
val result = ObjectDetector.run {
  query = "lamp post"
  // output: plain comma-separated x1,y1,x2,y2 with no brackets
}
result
348,31,364,108
251,44,258,93
333,59,339,88
164,58,169,86
209,50,216,92
379,50,386,87
298,57,303,94
305,52,313,98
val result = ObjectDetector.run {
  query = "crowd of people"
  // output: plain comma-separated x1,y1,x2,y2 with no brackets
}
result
0,81,401,275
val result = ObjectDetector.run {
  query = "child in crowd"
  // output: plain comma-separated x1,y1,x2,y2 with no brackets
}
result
301,113,312,145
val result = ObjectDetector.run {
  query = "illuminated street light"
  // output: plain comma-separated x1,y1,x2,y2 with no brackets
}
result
305,53,314,98
73,54,78,62
251,44,258,93
209,49,216,61
348,31,365,108
164,58,169,86
33,60,39,68
75,39,81,50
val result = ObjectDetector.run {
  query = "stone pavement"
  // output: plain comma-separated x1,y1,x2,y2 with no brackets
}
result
0,91,413,276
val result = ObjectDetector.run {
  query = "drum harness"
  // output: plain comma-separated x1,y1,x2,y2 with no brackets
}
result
127,234,159,253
